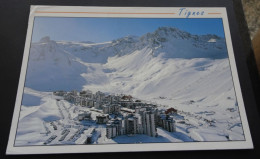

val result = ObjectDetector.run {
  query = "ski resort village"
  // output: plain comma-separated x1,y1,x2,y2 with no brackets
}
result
16,86,243,146
49,89,177,144
15,24,245,146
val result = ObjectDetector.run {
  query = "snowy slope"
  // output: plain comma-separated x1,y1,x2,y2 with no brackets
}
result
83,46,233,103
26,27,227,92
26,37,87,91
16,88,61,145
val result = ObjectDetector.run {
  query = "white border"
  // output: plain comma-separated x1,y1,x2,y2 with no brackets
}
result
6,6,253,154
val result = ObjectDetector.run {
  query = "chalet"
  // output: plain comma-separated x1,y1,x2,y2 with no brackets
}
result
165,107,178,114
121,95,132,101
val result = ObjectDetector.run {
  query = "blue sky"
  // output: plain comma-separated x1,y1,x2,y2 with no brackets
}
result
32,17,225,43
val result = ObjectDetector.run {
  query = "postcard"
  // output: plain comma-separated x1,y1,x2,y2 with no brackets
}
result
6,6,253,154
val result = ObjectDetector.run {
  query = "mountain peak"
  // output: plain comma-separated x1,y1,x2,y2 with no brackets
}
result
113,35,139,44
139,27,194,47
154,27,192,39
156,26,184,33
39,36,51,43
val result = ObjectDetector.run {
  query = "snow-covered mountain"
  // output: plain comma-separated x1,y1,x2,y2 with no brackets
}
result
26,37,87,91
25,27,228,93
139,27,227,59
16,27,245,145
56,27,227,62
